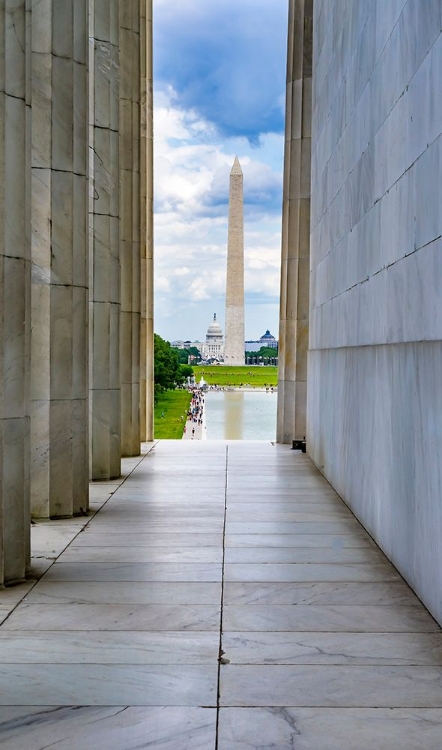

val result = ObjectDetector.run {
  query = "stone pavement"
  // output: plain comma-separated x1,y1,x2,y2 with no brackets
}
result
0,441,441,749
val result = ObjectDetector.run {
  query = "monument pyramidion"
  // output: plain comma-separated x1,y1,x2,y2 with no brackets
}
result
224,156,245,365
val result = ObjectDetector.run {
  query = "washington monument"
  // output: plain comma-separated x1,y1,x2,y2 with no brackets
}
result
224,156,245,365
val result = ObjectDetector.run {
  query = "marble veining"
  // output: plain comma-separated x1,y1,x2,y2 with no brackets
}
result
2,603,221,632
220,665,442,707
218,708,442,750
0,707,217,750
223,604,439,633
0,665,218,706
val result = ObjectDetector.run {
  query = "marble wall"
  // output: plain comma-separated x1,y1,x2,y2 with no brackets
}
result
307,0,442,623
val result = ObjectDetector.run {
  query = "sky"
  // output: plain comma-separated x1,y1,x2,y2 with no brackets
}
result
153,0,288,343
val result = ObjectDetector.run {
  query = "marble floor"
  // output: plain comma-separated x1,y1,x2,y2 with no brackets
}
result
0,441,441,749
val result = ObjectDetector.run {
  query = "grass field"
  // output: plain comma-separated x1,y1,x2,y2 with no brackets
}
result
193,365,278,388
154,390,191,439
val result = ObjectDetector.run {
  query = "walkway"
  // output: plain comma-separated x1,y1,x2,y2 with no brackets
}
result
1,441,442,748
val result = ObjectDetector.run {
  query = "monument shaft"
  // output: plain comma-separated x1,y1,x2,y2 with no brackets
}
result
224,157,245,365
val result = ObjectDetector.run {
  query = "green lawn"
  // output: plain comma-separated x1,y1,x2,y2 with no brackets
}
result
193,365,278,388
154,390,191,439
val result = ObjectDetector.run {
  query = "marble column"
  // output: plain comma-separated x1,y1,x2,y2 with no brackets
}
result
140,0,154,442
277,0,312,444
224,157,245,366
0,0,31,583
119,0,141,457
30,0,89,518
89,0,121,479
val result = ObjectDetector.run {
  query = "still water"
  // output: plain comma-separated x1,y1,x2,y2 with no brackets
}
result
205,390,277,440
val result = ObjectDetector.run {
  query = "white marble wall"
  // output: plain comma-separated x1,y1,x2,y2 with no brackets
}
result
277,0,312,444
89,0,121,480
120,0,141,457
140,0,154,443
0,0,31,584
308,0,442,623
30,0,89,518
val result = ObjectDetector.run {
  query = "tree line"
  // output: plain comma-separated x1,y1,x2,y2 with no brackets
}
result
154,334,193,401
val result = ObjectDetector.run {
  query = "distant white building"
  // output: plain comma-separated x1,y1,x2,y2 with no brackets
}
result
200,313,225,361
259,330,278,349
245,330,278,352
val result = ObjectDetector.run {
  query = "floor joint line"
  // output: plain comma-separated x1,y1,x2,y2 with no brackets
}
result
215,443,229,748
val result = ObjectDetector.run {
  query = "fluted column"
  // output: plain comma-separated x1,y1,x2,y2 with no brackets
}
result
140,0,153,442
0,0,31,583
30,0,89,518
277,0,312,444
120,0,141,456
89,0,121,479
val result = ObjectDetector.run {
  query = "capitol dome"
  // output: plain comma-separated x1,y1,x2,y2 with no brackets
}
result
206,313,223,341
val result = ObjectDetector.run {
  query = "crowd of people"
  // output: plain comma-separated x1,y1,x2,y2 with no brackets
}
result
183,388,205,439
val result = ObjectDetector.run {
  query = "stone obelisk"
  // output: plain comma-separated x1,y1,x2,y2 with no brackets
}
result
224,157,245,365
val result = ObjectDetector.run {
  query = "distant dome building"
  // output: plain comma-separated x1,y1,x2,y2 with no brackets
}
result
201,314,225,361
259,330,278,349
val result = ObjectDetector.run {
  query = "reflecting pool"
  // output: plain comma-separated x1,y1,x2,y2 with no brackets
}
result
205,390,277,440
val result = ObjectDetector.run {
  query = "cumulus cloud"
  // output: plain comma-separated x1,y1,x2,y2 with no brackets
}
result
154,0,288,142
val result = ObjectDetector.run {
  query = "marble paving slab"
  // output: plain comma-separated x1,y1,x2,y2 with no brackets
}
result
0,706,217,750
225,521,362,534
60,546,224,563
0,665,217,705
223,604,439,632
28,558,55,578
226,493,340,503
225,502,347,513
72,532,223,547
31,527,85,556
219,665,442,707
223,563,400,583
25,581,222,605
0,607,11,624
92,510,225,521
0,631,219,663
224,533,375,548
226,510,354,522
224,546,384,564
87,522,225,534
41,562,223,582
0,581,34,606
217,707,442,750
223,581,422,606
222,631,442,665
2,603,221,631
96,499,225,509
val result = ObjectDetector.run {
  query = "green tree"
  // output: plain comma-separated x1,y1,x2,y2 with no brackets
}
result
154,334,186,400
180,364,194,380
173,346,201,364
258,346,278,358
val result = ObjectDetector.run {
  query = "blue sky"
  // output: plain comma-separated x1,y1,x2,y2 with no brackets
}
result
153,0,288,343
